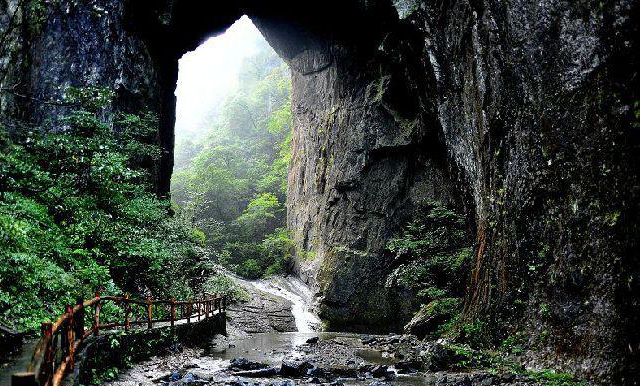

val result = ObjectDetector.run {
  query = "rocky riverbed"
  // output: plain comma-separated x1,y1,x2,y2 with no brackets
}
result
104,332,558,386
103,277,574,386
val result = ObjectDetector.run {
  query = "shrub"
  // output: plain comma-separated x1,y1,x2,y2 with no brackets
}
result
0,96,202,333
386,201,472,338
203,273,248,303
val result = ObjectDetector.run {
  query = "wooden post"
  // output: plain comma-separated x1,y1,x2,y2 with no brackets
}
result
147,296,153,329
170,299,176,327
41,322,53,386
222,297,226,311
205,299,209,318
66,304,75,370
124,293,130,331
197,299,201,321
74,297,84,338
93,291,101,336
61,306,69,358
187,303,191,324
11,372,38,386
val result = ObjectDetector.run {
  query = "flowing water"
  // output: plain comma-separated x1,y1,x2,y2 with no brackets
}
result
104,276,430,385
3,277,428,386
248,276,322,333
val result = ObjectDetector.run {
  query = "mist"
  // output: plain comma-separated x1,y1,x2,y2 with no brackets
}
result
174,15,264,143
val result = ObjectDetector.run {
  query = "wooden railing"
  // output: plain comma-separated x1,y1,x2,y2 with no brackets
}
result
11,292,226,386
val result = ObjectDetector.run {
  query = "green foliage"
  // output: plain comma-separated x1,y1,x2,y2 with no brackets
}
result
437,342,585,386
0,93,202,333
203,273,249,303
238,259,262,279
414,297,462,335
500,331,526,355
442,343,491,369
191,228,206,246
385,201,472,338
525,370,585,386
27,0,48,36
261,228,294,276
236,193,283,240
459,320,490,348
172,42,293,279
65,86,116,112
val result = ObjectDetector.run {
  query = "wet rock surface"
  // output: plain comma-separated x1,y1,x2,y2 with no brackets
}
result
225,277,297,335
105,333,565,386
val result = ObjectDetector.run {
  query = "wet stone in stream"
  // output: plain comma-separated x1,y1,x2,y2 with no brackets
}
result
104,333,556,386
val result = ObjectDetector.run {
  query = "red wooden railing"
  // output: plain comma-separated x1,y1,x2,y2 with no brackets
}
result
11,292,226,386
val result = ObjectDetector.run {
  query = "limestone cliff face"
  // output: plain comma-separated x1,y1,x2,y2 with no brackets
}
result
273,1,639,382
0,0,176,192
412,1,639,381
264,11,464,331
1,0,638,383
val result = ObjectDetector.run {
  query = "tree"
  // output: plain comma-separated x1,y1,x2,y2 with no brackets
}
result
171,39,293,279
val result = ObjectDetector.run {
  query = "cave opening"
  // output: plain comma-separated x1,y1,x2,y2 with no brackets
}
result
170,15,294,280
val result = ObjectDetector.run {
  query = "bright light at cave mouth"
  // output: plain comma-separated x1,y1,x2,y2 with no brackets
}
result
174,15,263,143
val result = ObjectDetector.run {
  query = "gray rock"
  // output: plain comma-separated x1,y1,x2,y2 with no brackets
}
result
0,324,23,355
226,285,296,334
394,361,420,374
419,343,456,372
370,365,393,379
229,358,269,371
280,360,314,377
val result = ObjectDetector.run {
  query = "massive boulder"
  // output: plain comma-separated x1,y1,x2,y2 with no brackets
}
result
1,0,637,383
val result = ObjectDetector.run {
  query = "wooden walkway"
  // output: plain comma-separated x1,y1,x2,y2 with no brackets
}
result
11,292,226,386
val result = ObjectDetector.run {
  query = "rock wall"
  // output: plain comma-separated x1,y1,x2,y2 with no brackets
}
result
1,0,638,383
266,0,639,383
260,7,466,332
412,0,640,382
0,0,176,192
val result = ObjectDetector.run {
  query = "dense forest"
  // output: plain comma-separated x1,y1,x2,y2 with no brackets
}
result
0,89,206,333
171,40,293,280
0,38,292,335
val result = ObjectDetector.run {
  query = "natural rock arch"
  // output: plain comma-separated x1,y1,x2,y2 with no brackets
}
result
0,0,638,383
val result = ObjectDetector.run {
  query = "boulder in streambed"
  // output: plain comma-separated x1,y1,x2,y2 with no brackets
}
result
229,357,269,371
368,381,392,386
166,372,207,386
280,360,314,376
370,365,394,379
418,342,456,371
271,381,295,386
306,366,327,378
394,360,421,374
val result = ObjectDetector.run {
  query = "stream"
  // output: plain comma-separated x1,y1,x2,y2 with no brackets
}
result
104,276,439,386
246,276,322,333
2,276,544,386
